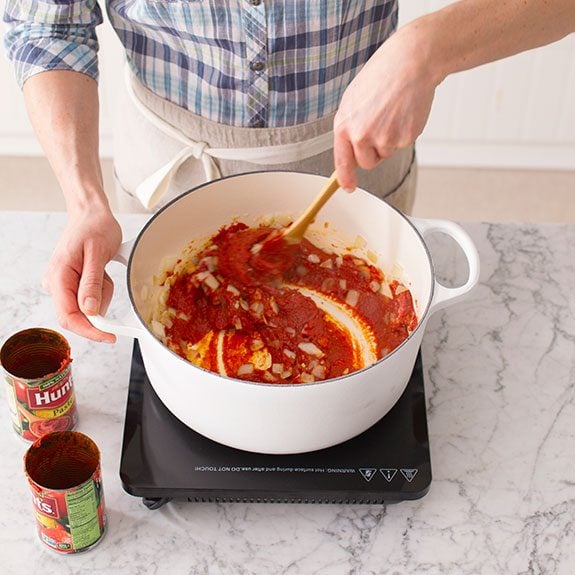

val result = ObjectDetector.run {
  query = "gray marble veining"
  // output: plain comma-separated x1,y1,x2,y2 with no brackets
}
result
0,213,573,575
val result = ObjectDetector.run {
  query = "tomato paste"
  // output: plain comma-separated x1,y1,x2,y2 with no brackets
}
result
24,431,106,554
158,222,417,384
1,328,78,441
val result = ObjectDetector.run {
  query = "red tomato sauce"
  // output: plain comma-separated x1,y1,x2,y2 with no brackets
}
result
163,223,417,383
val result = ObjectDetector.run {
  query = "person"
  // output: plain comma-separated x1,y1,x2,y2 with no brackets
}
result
3,0,574,344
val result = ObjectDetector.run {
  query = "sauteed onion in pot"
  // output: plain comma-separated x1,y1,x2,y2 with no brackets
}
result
147,221,417,384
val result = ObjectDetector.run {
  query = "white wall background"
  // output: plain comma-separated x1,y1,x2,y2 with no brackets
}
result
1,0,574,169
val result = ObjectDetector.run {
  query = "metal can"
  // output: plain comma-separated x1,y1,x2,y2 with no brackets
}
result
24,430,107,553
0,327,78,441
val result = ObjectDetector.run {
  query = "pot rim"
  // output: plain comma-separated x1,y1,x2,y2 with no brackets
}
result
126,170,435,387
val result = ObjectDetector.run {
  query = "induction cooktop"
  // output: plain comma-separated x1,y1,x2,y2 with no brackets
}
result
120,341,431,509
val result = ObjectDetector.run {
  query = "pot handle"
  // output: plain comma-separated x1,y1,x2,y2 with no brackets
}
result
409,217,480,314
87,239,146,339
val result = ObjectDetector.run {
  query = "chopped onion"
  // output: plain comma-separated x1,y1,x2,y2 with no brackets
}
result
298,342,324,358
370,280,381,293
160,255,178,274
233,318,243,330
285,327,296,336
185,347,200,362
311,364,326,379
339,279,347,290
395,284,408,295
151,320,165,339
237,363,254,376
159,287,169,306
281,370,292,380
250,301,264,316
380,282,393,299
251,339,264,351
271,363,284,374
270,298,279,314
226,284,240,296
197,271,220,290
201,256,218,272
345,289,359,307
307,254,321,264
300,373,315,383
335,255,343,267
320,258,333,269
353,235,367,249
283,348,296,359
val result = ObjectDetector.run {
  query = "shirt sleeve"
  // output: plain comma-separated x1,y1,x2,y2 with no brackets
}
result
3,0,104,87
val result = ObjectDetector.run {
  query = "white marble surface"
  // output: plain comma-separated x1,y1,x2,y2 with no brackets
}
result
0,212,574,575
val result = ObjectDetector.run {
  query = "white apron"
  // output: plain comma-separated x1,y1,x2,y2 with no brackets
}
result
113,67,417,214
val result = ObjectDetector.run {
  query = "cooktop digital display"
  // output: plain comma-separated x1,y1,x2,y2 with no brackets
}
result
120,341,432,508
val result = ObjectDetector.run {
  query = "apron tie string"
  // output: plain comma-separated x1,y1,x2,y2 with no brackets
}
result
124,65,334,209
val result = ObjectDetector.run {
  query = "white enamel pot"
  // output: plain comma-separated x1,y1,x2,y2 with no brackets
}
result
92,171,480,454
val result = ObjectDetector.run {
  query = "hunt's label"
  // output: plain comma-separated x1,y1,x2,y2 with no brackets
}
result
26,369,73,410
1,328,79,441
25,431,107,554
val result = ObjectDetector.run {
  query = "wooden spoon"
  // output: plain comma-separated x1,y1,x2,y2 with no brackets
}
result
282,171,341,244
249,172,341,281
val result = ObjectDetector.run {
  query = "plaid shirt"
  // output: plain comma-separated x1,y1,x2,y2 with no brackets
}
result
4,1,398,128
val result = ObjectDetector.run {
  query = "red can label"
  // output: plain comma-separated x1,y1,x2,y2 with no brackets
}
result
31,469,105,553
1,328,78,441
25,431,106,554
32,493,60,518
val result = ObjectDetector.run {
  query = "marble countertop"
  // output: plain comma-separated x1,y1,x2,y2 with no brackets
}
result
0,211,573,575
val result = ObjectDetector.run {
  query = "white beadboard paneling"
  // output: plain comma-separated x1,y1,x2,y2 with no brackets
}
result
0,46,41,155
522,41,574,143
484,52,533,142
557,38,575,142
399,2,575,169
417,140,575,170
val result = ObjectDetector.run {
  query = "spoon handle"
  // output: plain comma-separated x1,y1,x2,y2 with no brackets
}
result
283,171,341,243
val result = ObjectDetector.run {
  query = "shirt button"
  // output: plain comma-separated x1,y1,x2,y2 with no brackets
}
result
250,61,265,72
249,0,262,5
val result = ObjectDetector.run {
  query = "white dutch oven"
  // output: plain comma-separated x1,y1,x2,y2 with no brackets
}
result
92,172,479,454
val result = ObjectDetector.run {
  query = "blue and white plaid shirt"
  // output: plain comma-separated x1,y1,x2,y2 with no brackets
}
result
4,1,398,128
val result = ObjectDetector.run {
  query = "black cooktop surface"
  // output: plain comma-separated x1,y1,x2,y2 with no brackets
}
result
120,341,431,508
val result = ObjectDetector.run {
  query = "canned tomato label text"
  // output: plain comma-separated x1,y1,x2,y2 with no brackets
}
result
24,431,106,553
1,328,78,441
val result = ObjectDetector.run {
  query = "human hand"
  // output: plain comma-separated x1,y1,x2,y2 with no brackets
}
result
43,207,122,343
333,23,442,191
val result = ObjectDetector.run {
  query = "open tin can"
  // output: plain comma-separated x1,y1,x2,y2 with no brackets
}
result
24,431,106,553
1,327,78,441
